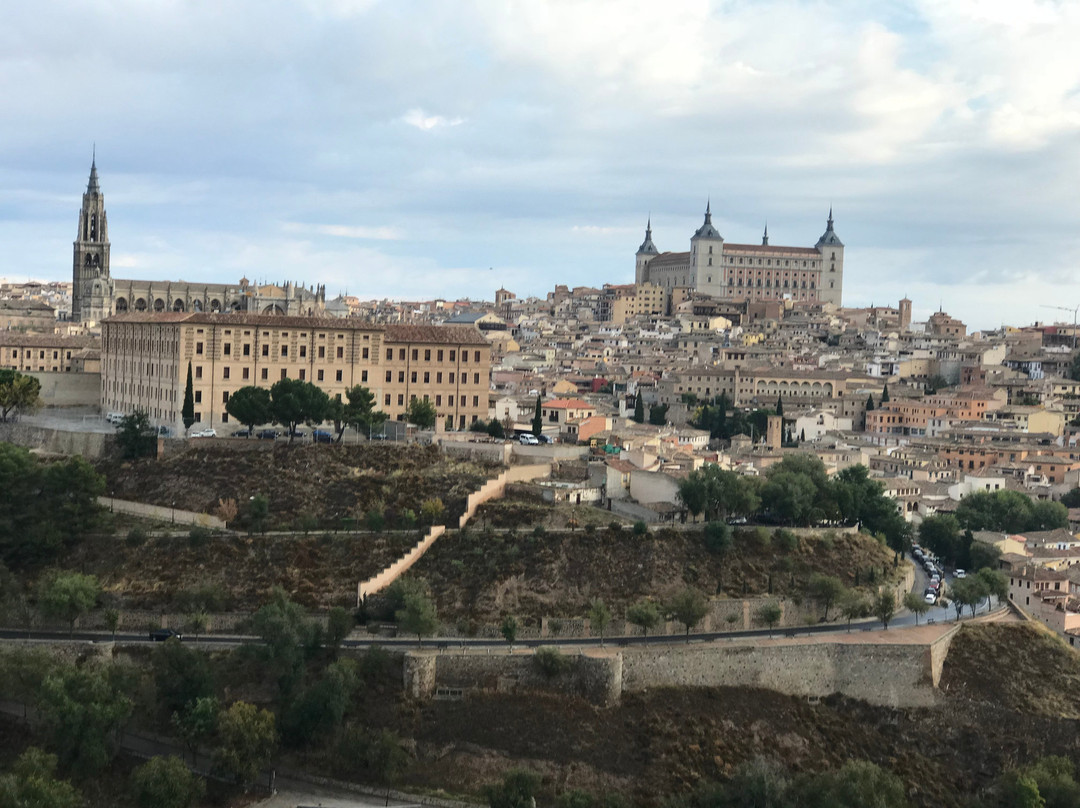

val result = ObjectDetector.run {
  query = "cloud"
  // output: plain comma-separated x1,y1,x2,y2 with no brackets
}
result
402,108,465,131
282,222,402,240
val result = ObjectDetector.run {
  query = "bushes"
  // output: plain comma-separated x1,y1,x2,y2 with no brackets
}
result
533,646,571,679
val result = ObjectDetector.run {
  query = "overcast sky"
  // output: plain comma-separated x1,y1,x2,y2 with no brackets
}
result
2,0,1079,330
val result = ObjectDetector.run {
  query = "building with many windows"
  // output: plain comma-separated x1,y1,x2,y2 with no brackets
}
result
634,204,844,307
101,313,491,431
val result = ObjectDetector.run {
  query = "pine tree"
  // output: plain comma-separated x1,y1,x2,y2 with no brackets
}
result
531,395,542,436
882,383,890,403
775,394,784,417
182,362,196,430
633,394,645,423
866,393,875,412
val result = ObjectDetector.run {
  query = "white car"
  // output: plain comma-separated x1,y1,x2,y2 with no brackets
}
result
954,569,967,578
190,428,217,438
518,433,539,445
924,593,937,605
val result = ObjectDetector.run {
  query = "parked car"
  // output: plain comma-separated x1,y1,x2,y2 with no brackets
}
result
954,569,967,578
924,593,937,605
538,434,555,444
157,425,173,437
312,429,333,443
190,428,217,438
149,628,181,642
106,412,125,425
518,433,539,445
256,429,279,440
287,428,307,439
232,428,253,438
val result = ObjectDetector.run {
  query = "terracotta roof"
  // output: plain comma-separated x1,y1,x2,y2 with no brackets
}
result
0,333,97,348
544,398,594,409
646,252,690,267
383,325,489,346
724,243,821,256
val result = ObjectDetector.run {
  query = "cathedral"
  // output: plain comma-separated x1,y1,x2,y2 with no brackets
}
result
635,203,844,307
71,157,328,324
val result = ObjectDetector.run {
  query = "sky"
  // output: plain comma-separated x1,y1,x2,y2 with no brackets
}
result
2,0,1080,331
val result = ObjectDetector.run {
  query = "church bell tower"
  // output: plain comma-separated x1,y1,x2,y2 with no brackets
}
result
72,154,114,323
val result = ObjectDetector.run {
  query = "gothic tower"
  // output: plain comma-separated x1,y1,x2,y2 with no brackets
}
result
816,208,844,307
690,200,724,297
72,155,114,323
635,217,659,284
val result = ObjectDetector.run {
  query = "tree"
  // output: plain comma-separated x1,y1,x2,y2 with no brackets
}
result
668,587,708,641
485,768,542,808
103,607,120,640
977,567,1008,611
486,418,505,439
403,397,437,430
188,610,209,644
809,574,845,621
839,591,870,630
172,696,219,764
969,540,1002,572
756,603,782,637
881,383,890,403
326,606,353,657
787,760,908,807
532,395,542,436
873,590,896,629
587,599,612,646
225,386,271,433
0,369,42,422
626,600,661,642
648,403,669,425
995,771,1046,808
396,589,438,645
903,592,931,625
269,378,331,441
0,747,81,808
152,636,215,715
632,394,645,423
212,701,277,790
955,489,1066,533
338,385,384,439
281,660,357,748
925,373,948,394
865,393,875,412
182,362,196,431
775,393,784,417
37,571,100,635
37,664,133,777
130,755,205,808
420,497,445,526
703,521,734,588
500,614,519,651
117,410,158,458
678,465,761,523
919,514,963,566
251,588,322,699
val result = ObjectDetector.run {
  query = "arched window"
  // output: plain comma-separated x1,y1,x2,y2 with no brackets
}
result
153,298,165,312
173,299,185,312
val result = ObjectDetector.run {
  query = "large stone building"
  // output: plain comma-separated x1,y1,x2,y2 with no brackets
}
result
71,158,326,324
101,313,491,431
634,204,844,307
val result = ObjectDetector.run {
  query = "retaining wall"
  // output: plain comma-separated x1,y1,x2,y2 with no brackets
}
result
98,497,226,530
0,422,114,458
26,372,101,408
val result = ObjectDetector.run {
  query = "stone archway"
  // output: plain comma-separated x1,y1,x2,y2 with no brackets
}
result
173,299,185,312
153,298,165,312
210,299,222,312
135,298,147,311
115,298,129,312
262,304,285,315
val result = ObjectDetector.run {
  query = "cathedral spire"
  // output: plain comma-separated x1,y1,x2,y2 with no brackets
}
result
692,198,722,240
637,215,658,255
762,222,769,246
87,150,100,195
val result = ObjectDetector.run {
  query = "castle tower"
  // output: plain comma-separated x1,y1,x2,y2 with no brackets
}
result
72,154,115,323
816,208,844,307
691,200,725,297
899,297,912,331
634,217,659,284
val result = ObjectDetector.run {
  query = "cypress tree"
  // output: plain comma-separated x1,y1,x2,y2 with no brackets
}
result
182,361,196,430
633,394,645,423
531,395,542,436
866,393,875,412
775,394,784,417
882,383,890,403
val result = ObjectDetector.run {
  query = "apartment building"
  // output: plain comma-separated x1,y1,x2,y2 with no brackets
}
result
0,333,99,373
101,313,491,430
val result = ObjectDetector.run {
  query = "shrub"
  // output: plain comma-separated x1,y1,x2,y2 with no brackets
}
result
608,521,622,534
632,521,648,536
534,646,571,679
773,529,798,553
584,523,596,536
532,525,547,539
187,526,212,548
125,528,148,548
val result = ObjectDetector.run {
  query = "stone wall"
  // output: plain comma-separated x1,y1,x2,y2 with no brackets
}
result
98,496,226,530
26,371,101,408
0,421,115,458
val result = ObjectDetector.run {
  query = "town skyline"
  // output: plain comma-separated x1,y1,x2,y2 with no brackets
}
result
3,1,1079,330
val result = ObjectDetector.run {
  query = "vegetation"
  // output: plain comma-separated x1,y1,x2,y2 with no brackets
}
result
626,599,661,641
269,378,331,440
405,397,437,430
0,747,80,808
116,410,158,458
182,362,196,431
954,489,1068,534
212,700,277,789
130,755,205,808
36,571,100,635
0,369,42,422
532,395,542,436
587,599,612,645
756,603,782,637
224,385,272,432
667,586,708,640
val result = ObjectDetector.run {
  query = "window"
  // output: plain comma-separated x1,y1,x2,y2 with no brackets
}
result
411,372,417,383
460,395,466,406
424,349,431,361
280,369,287,380
399,349,406,361
319,346,326,358
397,394,404,405
473,396,479,406
195,366,203,379
222,391,230,403
437,350,444,362
262,344,269,357
242,368,249,380
223,367,230,380
194,391,202,403
385,394,391,405
423,372,430,383
224,344,231,356
362,347,369,360
299,345,306,358
299,369,306,380
412,349,419,361
196,342,204,355
361,370,367,382
462,351,469,363
385,371,392,382
437,372,443,383
386,348,393,360
475,351,481,363
450,350,456,361
243,344,250,356
221,412,229,423
398,371,405,383
436,395,442,406
336,370,343,382
281,346,288,357
449,372,455,384
337,346,343,359
261,368,268,380
317,370,324,381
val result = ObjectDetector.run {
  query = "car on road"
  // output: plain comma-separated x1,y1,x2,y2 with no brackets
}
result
954,569,967,578
312,429,333,443
232,428,253,438
924,593,937,605
287,428,307,439
256,429,279,440
518,433,539,445
190,428,217,438
149,628,182,642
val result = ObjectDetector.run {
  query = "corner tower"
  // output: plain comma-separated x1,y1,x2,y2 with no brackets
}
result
72,154,114,323
691,200,724,297
816,208,844,307
635,217,659,284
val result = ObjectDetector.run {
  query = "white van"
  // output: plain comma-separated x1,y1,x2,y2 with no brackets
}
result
106,412,125,425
